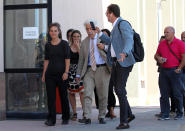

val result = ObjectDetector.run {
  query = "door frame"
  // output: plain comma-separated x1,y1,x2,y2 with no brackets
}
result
4,0,52,119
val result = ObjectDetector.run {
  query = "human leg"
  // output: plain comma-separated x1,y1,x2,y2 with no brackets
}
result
45,75,57,125
69,93,77,120
169,70,183,118
57,79,70,122
113,63,133,124
79,92,84,115
95,66,110,120
158,69,171,119
80,68,95,119
107,75,116,118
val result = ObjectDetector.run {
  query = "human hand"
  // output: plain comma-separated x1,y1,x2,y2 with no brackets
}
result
75,77,80,84
42,75,45,83
118,53,126,62
74,40,79,46
62,72,68,80
95,27,100,34
157,57,165,64
97,43,105,50
174,68,182,74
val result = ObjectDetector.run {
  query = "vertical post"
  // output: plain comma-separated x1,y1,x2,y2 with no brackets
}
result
0,0,6,120
0,73,6,120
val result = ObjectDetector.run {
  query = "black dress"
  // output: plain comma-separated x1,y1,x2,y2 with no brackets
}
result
67,49,84,93
44,40,70,124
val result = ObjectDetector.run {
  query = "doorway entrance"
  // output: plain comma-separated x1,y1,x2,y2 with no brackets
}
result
4,0,52,119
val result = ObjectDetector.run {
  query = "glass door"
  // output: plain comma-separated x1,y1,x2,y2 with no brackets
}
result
4,0,52,119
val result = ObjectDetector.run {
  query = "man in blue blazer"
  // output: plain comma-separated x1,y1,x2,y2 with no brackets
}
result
97,4,136,129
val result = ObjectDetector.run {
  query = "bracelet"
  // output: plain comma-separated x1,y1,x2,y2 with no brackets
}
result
64,72,69,74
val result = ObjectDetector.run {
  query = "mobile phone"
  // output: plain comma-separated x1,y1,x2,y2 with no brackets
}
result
161,57,167,62
90,21,96,30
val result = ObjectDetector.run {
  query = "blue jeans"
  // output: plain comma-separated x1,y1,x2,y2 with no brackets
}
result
182,71,185,110
159,67,183,117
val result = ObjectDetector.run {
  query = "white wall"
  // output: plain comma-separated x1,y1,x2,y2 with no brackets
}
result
0,0,4,72
52,0,104,40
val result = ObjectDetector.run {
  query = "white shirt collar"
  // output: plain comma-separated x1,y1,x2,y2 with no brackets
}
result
91,33,98,40
112,17,119,27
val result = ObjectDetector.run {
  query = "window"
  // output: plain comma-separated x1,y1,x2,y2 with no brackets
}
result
5,0,47,5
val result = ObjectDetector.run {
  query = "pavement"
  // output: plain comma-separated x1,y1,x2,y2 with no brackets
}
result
0,107,185,131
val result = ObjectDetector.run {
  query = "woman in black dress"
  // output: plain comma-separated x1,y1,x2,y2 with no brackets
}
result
42,23,70,126
67,30,84,121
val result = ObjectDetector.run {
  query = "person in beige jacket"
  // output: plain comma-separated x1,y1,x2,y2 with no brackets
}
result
76,19,110,124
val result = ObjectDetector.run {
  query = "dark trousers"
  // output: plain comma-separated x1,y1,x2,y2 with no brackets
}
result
170,96,176,112
112,61,133,123
94,75,116,110
45,74,70,123
158,71,176,113
94,88,99,109
159,68,183,117
182,72,185,111
107,74,116,111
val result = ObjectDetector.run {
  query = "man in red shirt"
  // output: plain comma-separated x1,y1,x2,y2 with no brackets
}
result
155,26,185,120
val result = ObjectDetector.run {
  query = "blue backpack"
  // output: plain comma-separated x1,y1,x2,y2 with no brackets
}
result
118,20,144,62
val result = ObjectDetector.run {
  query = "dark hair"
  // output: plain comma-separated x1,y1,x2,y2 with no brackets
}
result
48,22,62,39
101,29,111,37
107,4,120,17
160,36,165,39
159,35,165,42
70,30,82,43
66,28,74,40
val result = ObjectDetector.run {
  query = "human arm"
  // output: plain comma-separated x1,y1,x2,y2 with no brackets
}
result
96,26,111,45
42,44,49,82
97,43,109,52
119,21,134,56
62,42,70,80
42,60,49,82
154,53,165,64
62,59,70,80
175,53,185,73
99,33,111,45
75,40,85,82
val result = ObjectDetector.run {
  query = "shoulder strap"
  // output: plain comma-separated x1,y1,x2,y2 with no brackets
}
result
118,20,132,35
166,43,181,62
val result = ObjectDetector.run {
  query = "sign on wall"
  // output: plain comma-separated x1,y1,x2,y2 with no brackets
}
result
23,27,39,39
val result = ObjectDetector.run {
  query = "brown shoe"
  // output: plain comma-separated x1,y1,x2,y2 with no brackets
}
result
110,107,117,119
71,113,77,121
116,123,130,129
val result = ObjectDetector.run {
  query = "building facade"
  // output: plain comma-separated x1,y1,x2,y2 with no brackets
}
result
0,0,185,120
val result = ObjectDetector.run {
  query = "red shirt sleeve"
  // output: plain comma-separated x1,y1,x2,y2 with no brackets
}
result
179,41,185,54
156,42,162,55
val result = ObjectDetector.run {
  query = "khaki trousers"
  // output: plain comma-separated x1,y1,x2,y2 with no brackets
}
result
83,66,110,119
